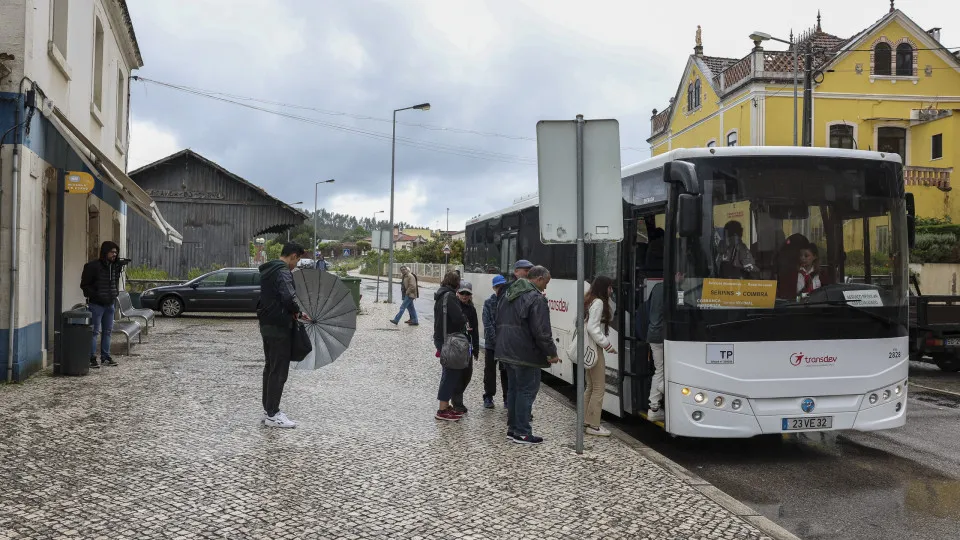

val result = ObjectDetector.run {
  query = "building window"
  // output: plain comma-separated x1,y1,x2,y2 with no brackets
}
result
687,83,694,111
896,43,914,76
51,0,69,58
874,42,892,76
726,130,738,147
875,225,890,254
116,69,126,144
693,79,701,109
932,133,943,160
92,18,104,112
829,124,855,149
878,126,907,164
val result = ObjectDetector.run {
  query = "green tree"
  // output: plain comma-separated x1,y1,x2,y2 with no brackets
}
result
356,240,371,253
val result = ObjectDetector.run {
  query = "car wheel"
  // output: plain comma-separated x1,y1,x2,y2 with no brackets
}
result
160,296,184,318
934,353,960,373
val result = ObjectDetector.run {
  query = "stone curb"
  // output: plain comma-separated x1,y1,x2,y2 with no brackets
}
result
539,385,801,540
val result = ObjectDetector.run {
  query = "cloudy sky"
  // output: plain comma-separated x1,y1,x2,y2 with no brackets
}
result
126,0,954,232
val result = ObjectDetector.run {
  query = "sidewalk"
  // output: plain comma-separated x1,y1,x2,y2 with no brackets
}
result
0,300,781,539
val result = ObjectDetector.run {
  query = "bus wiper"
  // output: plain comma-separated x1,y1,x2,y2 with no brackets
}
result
705,313,778,330
782,300,902,327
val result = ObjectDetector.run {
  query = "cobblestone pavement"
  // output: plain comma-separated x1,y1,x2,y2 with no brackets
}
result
0,300,770,540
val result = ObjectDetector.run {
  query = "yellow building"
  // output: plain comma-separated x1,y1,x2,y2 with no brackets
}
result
648,5,960,221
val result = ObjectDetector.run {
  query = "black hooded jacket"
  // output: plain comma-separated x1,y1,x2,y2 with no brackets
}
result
433,285,467,345
257,260,300,337
81,241,121,306
494,279,558,368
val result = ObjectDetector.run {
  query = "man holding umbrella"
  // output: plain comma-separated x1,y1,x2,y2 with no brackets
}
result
258,242,307,429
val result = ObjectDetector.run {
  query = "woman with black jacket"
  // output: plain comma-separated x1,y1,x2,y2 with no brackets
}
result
434,271,468,422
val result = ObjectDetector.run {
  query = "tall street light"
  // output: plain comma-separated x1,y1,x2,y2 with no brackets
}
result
314,179,335,261
387,102,430,303
750,31,798,146
286,201,304,241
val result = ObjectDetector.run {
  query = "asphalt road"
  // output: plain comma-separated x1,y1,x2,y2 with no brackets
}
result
367,276,960,539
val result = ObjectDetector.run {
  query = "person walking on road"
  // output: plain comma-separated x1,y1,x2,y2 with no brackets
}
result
583,276,617,437
647,279,665,422
257,243,307,429
451,281,480,414
80,241,123,368
433,271,469,422
496,266,560,444
482,274,508,409
390,266,419,326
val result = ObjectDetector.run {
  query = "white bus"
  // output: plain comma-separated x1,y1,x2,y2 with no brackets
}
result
465,147,914,438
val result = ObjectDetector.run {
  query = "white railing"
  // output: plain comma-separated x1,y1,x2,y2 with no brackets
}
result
389,263,464,281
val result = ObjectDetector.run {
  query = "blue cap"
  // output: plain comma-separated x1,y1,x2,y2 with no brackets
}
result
492,275,507,287
514,259,534,270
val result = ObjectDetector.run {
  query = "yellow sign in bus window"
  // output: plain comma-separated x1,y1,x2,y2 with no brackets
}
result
700,278,777,309
65,171,95,194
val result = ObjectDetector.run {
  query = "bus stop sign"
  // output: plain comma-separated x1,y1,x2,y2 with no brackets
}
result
536,119,623,244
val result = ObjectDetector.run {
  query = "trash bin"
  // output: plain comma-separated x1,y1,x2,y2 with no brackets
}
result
61,307,93,376
339,277,362,309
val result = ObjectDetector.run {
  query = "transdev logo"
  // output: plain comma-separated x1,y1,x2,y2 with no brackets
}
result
546,297,569,313
790,352,838,366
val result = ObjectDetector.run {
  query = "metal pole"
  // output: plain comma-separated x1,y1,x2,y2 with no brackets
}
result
793,38,799,146
445,207,450,265
313,182,318,261
387,109,397,303
802,45,813,147
575,114,586,455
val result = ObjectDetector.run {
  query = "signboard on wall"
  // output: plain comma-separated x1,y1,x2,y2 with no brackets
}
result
65,171,94,194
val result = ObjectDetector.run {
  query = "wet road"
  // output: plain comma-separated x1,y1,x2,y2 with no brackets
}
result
365,275,960,539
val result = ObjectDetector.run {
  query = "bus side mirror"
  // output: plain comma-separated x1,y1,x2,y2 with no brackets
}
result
906,192,916,249
677,194,701,237
665,161,698,194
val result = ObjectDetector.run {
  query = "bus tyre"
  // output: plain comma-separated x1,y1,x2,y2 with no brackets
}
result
934,353,960,373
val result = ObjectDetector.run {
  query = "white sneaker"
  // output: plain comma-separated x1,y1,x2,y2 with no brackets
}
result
647,408,665,422
263,411,297,429
585,425,611,437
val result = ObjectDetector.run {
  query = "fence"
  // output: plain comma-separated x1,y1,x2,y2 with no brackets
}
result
389,263,464,283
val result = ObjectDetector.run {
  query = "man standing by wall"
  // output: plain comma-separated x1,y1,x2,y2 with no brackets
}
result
258,243,306,429
80,241,123,368
496,266,560,445
390,266,419,326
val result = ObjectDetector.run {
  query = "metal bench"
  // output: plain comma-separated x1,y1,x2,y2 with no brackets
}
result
116,291,156,335
72,303,143,356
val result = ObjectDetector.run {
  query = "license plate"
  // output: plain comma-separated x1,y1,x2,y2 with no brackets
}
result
781,416,833,431
945,338,960,347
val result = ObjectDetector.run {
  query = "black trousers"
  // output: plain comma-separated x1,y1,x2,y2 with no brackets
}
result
451,357,474,408
262,335,292,417
483,348,508,401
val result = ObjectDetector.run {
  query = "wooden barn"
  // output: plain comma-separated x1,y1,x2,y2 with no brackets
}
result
127,150,307,279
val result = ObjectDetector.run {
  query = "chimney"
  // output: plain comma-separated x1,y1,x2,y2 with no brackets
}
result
928,27,942,42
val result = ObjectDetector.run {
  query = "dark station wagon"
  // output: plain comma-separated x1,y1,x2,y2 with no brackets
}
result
140,268,261,317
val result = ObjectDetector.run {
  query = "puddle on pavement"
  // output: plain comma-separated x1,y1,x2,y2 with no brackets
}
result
911,390,960,409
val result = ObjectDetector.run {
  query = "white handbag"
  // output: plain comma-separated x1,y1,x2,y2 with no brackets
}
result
565,328,597,369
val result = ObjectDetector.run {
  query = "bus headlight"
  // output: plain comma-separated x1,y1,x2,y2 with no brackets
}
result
883,390,891,401
714,396,724,407
692,411,703,421
869,393,879,404
694,392,706,403
731,399,742,410
681,387,691,396
895,385,902,396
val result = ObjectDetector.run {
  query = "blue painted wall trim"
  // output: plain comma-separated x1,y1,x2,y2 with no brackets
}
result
0,323,45,382
1,91,124,212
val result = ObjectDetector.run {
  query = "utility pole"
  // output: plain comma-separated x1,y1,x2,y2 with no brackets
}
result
801,44,814,147
445,208,449,265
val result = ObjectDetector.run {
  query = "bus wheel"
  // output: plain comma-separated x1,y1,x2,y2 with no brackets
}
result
934,353,960,373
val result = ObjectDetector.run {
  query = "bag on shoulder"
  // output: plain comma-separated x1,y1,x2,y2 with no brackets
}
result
565,327,597,369
440,292,471,369
291,321,313,362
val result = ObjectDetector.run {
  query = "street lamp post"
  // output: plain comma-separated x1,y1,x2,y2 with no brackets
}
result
313,179,335,261
445,207,449,265
372,210,385,302
750,31,798,146
387,102,430,304
286,201,304,241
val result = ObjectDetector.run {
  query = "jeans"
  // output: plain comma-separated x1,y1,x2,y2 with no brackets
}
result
505,364,541,437
89,303,115,359
392,296,418,324
437,366,464,403
584,348,606,428
262,335,292,417
451,357,474,408
482,349,508,401
649,343,665,410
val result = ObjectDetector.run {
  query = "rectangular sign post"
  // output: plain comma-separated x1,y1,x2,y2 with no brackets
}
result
537,116,622,455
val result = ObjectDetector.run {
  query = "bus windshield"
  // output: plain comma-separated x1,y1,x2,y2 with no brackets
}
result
672,156,907,336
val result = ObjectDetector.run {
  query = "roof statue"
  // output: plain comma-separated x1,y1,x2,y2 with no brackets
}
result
696,25,702,47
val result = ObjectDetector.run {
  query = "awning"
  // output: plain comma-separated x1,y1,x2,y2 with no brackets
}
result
49,108,183,244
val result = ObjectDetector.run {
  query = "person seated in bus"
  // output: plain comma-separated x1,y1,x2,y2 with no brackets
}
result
715,221,757,279
797,243,823,296
775,233,810,299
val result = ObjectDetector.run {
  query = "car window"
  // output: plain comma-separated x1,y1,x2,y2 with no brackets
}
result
196,272,229,288
228,271,259,287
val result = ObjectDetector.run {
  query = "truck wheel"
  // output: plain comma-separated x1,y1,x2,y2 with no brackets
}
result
934,354,960,373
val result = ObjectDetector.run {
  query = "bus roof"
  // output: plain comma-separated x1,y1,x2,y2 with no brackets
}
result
621,146,903,178
466,195,539,226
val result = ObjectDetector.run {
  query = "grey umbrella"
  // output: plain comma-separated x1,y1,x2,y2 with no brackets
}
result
291,269,357,370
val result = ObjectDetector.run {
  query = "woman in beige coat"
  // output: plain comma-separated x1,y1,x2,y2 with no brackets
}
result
583,276,616,437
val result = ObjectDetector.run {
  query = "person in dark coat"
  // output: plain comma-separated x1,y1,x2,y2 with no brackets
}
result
80,241,123,368
482,274,508,409
496,265,560,444
257,243,306,429
450,281,480,414
433,271,468,421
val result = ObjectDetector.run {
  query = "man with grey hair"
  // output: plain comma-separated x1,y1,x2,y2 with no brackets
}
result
390,266,419,326
496,265,560,445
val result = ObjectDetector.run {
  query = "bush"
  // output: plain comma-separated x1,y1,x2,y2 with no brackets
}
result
911,232,960,263
126,265,169,281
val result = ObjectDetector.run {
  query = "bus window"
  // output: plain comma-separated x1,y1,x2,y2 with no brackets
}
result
500,235,517,274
